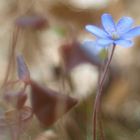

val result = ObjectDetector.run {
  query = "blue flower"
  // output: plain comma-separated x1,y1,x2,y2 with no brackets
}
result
85,13,140,48
81,40,108,60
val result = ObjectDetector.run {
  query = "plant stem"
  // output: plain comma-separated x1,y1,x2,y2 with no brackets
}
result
2,27,20,88
93,44,116,140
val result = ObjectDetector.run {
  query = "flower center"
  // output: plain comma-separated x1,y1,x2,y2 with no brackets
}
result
111,32,119,40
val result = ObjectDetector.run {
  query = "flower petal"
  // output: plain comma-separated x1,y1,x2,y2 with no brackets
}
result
82,40,109,61
85,25,108,38
122,26,140,39
97,39,113,46
101,13,116,35
114,39,134,48
82,40,108,58
82,41,103,55
117,17,134,35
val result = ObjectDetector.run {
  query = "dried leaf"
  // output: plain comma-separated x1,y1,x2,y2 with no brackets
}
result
16,54,30,84
30,80,78,127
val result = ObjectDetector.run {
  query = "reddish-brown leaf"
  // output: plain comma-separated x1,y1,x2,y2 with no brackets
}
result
60,41,101,72
30,80,78,127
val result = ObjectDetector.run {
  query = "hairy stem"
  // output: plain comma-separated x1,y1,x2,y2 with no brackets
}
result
93,44,116,140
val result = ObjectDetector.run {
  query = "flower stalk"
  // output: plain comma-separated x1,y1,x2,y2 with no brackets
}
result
93,44,116,140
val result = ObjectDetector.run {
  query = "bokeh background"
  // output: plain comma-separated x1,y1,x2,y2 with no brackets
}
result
0,0,140,140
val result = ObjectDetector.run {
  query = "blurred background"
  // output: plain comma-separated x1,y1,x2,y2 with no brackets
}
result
0,0,140,140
